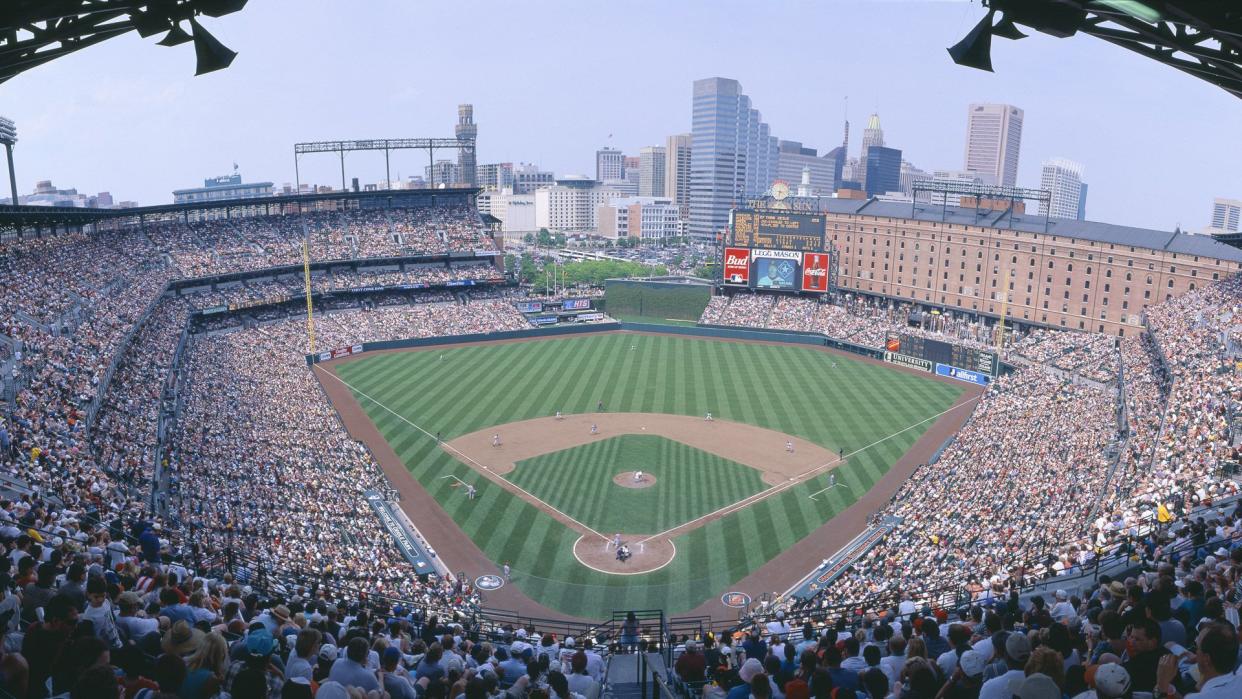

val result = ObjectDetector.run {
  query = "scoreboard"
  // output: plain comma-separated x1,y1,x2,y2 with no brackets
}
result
731,210,825,251
887,332,999,378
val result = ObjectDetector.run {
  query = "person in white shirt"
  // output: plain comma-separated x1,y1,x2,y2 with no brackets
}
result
879,636,907,688
1156,623,1241,699
978,634,1031,699
1050,590,1076,622
581,639,606,682
765,611,791,640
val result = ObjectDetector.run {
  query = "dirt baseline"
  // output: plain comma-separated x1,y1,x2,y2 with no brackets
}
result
441,413,844,574
446,413,838,488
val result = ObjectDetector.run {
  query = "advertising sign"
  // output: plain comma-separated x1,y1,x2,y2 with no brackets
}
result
935,363,990,385
801,252,830,292
724,247,751,286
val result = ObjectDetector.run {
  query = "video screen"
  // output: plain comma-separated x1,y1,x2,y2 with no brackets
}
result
754,257,798,290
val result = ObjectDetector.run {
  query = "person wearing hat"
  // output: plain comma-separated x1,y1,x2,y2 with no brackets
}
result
225,628,282,696
382,646,420,699
1074,663,1130,699
1015,673,1061,699
978,633,1031,699
675,640,707,683
940,649,986,699
162,619,205,658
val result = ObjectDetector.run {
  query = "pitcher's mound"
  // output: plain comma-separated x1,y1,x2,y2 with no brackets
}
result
614,471,656,489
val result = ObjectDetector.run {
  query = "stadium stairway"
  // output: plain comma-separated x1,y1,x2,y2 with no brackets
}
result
604,650,666,699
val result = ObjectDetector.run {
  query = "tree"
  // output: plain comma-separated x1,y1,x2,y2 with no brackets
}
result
523,233,535,244
537,228,553,246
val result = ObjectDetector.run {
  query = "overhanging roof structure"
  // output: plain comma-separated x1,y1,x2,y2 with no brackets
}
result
954,1,1242,99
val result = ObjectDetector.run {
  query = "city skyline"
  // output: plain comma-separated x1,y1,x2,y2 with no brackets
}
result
2,0,1239,230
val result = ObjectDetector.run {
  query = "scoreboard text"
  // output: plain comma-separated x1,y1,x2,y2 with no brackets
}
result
731,210,825,251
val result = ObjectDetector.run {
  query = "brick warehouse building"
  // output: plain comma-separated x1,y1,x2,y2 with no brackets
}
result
818,199,1242,336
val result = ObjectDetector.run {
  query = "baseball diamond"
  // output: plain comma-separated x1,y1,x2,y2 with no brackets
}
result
320,331,971,618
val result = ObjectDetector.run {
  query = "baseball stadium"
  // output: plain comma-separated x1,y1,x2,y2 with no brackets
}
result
2,3,1242,699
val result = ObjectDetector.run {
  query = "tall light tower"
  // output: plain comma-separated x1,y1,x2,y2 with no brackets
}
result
0,117,16,206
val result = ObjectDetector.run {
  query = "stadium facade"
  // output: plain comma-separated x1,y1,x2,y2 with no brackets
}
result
820,198,1242,336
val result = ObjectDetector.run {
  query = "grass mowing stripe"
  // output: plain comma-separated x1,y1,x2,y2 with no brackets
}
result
341,333,964,617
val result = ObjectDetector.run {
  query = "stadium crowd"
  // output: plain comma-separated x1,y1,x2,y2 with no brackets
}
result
3,203,1242,699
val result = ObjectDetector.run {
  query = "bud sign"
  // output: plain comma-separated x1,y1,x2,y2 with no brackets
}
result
724,247,750,285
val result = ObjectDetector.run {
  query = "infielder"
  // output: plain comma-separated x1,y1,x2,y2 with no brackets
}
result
785,441,794,454
590,423,598,435
492,434,501,448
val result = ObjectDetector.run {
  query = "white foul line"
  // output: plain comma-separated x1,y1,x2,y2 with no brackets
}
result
635,394,982,544
314,365,611,542
807,483,850,501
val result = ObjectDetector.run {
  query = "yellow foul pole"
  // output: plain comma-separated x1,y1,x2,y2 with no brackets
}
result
994,268,1010,350
303,238,316,355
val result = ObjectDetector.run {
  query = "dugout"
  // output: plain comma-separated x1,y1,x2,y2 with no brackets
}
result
603,276,712,322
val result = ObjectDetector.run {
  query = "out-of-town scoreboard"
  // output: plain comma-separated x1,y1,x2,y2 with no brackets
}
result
724,209,833,294
884,332,999,384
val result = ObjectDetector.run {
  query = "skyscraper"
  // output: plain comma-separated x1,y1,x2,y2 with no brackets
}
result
455,104,477,187
1038,158,1085,219
688,77,778,242
596,148,624,182
776,141,835,196
964,103,1023,187
1211,197,1242,232
664,133,692,212
638,146,666,197
864,146,901,196
857,113,884,188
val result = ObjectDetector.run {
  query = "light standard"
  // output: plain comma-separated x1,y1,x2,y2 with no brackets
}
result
0,117,16,207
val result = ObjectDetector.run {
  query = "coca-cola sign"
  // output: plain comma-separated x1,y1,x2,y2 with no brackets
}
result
801,252,830,292
724,247,750,286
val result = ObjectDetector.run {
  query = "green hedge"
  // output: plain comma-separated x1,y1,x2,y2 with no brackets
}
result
604,280,711,321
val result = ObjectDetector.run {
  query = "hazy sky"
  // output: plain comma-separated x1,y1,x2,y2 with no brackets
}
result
4,0,1240,231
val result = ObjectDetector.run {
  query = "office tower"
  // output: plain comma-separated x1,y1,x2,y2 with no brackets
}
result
1211,197,1242,232
965,103,1023,187
863,146,902,196
776,141,835,196
1038,157,1085,219
596,148,624,182
856,113,884,186
455,104,477,187
638,146,666,197
664,133,691,211
688,77,778,241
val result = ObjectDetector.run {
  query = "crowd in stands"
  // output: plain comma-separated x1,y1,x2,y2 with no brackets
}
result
672,510,1241,699
5,208,1242,699
147,206,496,278
699,295,1003,360
1007,330,1118,385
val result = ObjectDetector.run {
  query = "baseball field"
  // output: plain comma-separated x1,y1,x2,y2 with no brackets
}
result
320,332,968,619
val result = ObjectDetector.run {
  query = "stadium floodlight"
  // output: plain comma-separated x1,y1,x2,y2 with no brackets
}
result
190,18,237,76
157,22,194,47
0,116,17,207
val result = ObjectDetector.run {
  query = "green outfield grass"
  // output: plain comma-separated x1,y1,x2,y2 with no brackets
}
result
508,434,766,535
332,332,963,618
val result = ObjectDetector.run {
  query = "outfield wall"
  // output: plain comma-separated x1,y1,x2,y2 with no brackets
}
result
307,320,1016,378
604,279,711,321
